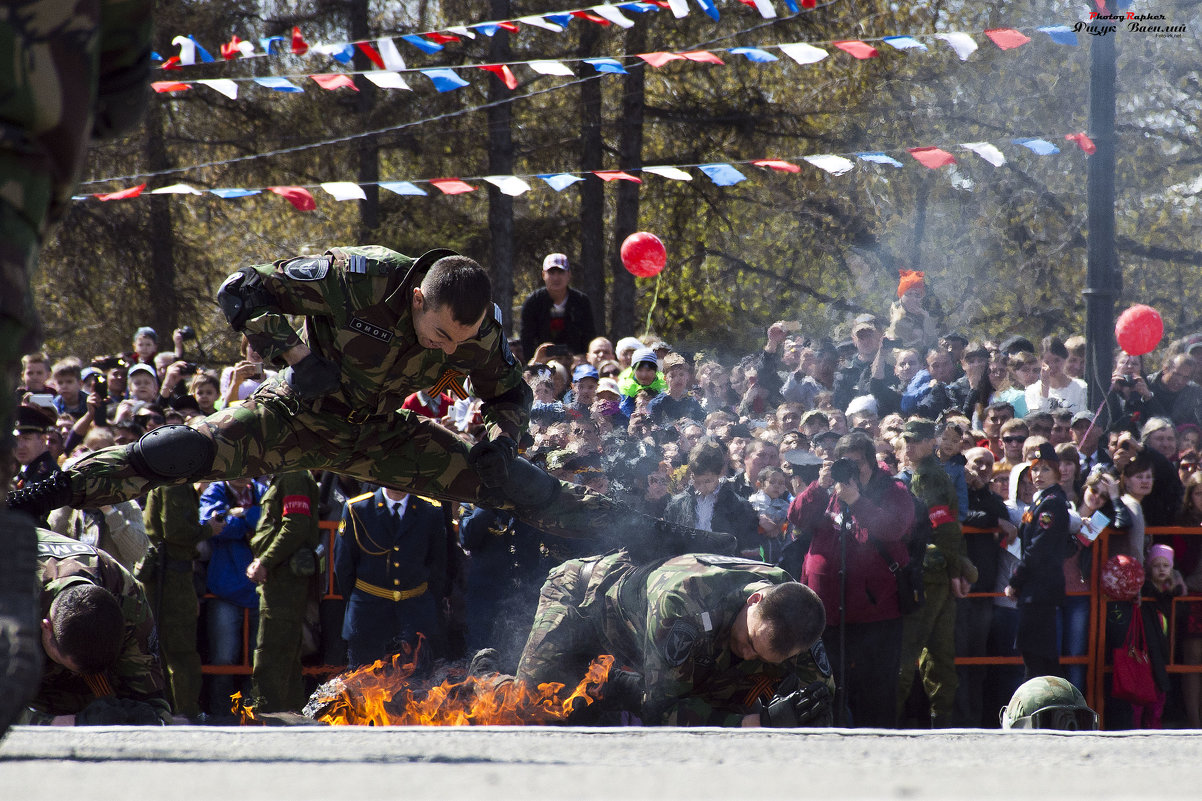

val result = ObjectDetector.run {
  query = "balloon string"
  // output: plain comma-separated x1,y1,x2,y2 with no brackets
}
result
644,274,662,337
1080,385,1117,446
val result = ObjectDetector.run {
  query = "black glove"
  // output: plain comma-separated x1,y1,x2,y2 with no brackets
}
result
760,681,832,728
284,352,341,401
603,667,644,709
76,696,163,726
468,437,517,488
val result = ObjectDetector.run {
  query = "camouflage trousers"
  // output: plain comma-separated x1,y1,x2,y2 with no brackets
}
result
68,380,631,541
516,555,628,690
896,577,958,720
251,566,310,713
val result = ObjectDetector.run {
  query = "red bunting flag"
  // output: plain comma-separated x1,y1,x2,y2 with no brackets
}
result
639,52,686,68
802,0,817,6
833,41,879,59
497,21,520,32
269,186,316,211
94,184,146,201
752,159,801,173
291,26,309,55
571,10,610,24
681,51,725,65
354,42,386,70
430,179,476,195
593,171,642,183
984,28,1031,50
151,81,191,93
1065,133,1097,155
160,56,181,70
310,74,358,91
479,65,518,90
427,32,460,44
909,147,957,168
221,36,245,60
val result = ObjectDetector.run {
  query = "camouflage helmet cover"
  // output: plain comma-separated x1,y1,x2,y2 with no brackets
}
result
1000,676,1097,730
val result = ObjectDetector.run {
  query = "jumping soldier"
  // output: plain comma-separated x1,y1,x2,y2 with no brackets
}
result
9,247,734,561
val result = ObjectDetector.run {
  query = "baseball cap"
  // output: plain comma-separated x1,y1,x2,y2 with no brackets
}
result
661,353,689,373
542,253,570,272
596,378,621,398
999,335,1036,356
1071,411,1095,428
901,419,936,440
852,313,882,333
80,366,101,383
128,363,157,381
940,331,969,345
572,364,599,383
615,336,642,357
631,347,659,368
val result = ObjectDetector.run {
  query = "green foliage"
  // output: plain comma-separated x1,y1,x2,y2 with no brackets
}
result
33,0,1202,367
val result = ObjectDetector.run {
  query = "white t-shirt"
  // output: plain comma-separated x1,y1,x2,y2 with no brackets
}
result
1025,377,1088,414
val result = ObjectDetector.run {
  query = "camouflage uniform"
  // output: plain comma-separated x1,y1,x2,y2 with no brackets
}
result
248,471,321,712
897,455,976,723
134,482,206,718
0,0,152,736
22,528,169,724
516,553,834,726
64,247,645,543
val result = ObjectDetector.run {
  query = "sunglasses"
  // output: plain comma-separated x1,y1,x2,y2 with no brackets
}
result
1181,463,1200,473
1002,436,1026,444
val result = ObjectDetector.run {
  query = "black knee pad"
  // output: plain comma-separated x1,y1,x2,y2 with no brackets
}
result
129,425,216,480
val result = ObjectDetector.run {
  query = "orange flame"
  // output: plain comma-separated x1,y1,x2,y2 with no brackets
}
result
307,646,616,726
231,691,266,726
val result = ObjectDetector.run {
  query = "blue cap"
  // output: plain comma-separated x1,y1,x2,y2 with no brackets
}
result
572,364,599,382
632,347,658,368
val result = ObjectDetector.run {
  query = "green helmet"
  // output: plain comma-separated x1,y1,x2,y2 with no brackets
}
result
1000,676,1098,730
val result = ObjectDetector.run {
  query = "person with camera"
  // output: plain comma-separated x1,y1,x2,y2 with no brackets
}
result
786,430,916,727
894,419,977,727
518,253,597,362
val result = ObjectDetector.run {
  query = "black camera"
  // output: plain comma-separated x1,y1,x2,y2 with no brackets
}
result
1115,376,1134,389
830,457,859,485
178,325,197,341
93,376,108,402
178,362,199,376
881,337,902,350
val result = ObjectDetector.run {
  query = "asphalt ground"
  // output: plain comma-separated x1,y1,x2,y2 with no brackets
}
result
3,725,1201,800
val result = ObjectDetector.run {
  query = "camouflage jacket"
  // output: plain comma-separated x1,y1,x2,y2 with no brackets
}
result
593,553,832,726
238,245,528,442
140,482,208,562
250,471,321,570
906,455,972,582
25,529,169,724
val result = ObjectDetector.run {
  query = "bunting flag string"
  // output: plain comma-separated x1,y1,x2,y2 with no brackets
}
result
79,132,1096,208
152,1,816,72
149,24,1079,100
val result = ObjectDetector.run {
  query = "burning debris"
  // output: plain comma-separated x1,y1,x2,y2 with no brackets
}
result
299,645,616,726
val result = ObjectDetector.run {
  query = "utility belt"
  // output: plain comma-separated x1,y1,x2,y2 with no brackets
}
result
354,578,428,602
314,396,393,425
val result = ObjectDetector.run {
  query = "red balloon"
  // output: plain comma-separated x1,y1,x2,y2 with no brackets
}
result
1115,304,1164,356
620,232,666,278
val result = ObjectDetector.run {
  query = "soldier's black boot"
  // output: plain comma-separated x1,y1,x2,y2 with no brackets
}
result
0,510,45,740
5,468,74,519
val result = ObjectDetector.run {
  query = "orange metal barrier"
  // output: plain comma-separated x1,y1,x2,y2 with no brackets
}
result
201,521,1202,726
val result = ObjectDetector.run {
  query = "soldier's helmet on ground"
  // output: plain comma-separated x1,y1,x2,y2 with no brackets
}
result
1000,676,1098,730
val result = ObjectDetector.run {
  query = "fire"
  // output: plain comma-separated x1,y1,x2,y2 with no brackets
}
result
303,646,616,726
230,691,264,726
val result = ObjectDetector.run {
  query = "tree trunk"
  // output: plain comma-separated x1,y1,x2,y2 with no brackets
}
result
611,24,645,338
350,0,379,238
577,24,606,337
144,95,177,338
487,0,515,332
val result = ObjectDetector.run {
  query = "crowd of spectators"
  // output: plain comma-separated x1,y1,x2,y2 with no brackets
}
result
11,270,1202,728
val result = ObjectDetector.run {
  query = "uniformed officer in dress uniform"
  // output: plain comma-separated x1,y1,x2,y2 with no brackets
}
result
13,405,58,489
1005,442,1072,680
335,486,447,669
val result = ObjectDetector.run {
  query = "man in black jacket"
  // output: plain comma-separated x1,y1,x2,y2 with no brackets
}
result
518,253,597,359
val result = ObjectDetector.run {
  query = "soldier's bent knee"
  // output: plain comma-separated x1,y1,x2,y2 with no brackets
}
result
129,425,216,480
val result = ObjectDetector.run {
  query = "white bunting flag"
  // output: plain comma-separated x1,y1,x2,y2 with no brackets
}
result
643,166,693,181
321,182,367,201
803,155,856,175
483,175,532,196
777,42,829,65
961,142,1006,166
